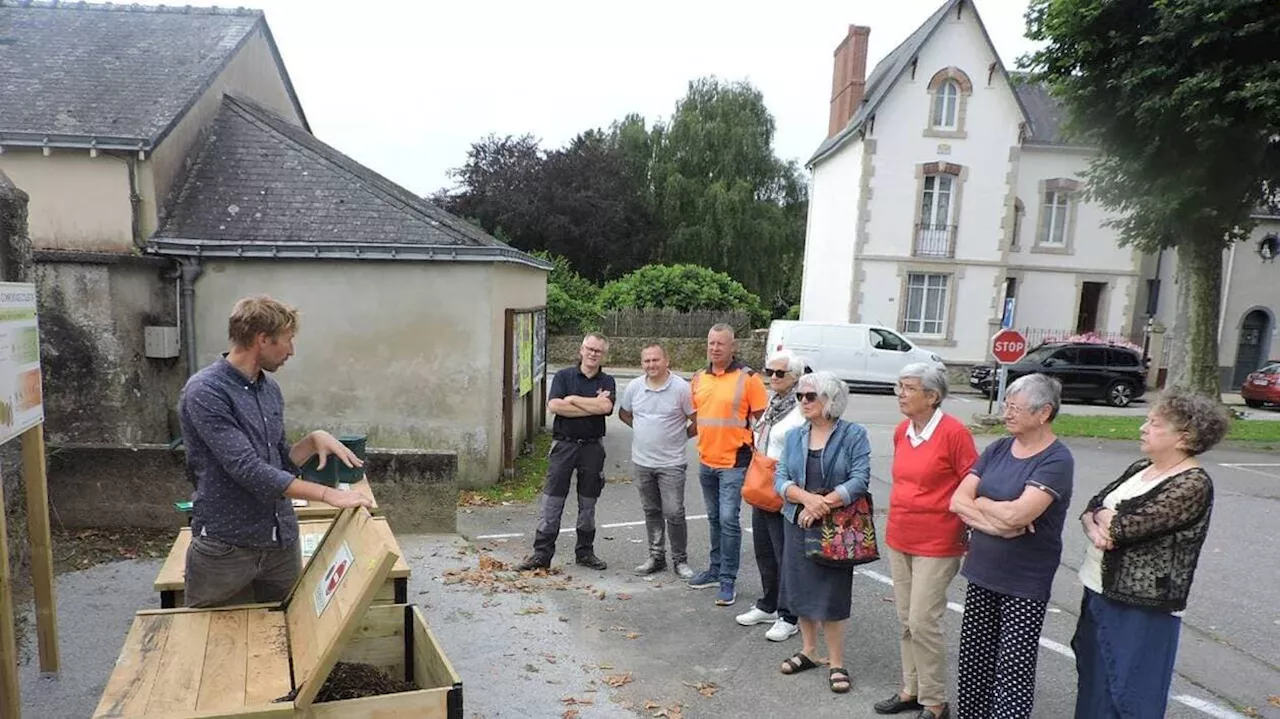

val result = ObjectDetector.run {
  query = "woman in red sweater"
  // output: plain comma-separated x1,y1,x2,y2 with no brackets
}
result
873,362,978,719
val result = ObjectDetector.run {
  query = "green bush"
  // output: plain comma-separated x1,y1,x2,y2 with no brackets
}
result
784,304,800,320
597,264,767,327
546,283,601,334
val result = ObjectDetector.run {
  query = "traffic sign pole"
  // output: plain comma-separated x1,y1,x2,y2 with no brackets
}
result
988,328,1028,416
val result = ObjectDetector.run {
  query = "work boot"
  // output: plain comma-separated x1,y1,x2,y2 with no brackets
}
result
575,553,608,571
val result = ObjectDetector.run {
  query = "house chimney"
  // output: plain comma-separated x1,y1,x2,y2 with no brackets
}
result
829,25,871,138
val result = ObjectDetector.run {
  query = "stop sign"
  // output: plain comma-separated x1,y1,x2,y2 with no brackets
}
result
991,329,1028,364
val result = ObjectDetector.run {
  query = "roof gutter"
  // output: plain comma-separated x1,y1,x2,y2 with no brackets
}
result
146,238,554,271
0,132,151,156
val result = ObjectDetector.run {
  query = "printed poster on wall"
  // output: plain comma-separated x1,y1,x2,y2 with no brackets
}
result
517,312,534,396
0,282,43,446
533,309,547,379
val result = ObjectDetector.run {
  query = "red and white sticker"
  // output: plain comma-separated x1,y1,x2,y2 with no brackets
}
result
313,541,355,616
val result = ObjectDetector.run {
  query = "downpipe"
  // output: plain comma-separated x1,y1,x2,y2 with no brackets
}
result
179,259,203,378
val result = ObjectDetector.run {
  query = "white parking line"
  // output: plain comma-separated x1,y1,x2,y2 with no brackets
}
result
473,514,1246,718
857,570,1244,718
1219,463,1280,479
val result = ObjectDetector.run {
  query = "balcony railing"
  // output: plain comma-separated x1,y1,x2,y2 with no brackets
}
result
913,223,957,258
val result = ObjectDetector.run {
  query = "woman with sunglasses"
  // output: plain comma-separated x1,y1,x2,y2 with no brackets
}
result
949,373,1074,719
735,351,810,642
773,371,871,694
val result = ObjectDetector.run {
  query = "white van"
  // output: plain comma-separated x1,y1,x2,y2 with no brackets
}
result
765,320,944,390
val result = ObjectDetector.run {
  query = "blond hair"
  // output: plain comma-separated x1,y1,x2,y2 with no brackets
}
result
228,295,299,348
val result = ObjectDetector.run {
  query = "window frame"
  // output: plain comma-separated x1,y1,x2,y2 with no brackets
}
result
923,67,973,139
1032,178,1082,255
902,272,951,338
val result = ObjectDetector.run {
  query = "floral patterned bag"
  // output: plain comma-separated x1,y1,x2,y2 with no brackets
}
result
804,493,881,568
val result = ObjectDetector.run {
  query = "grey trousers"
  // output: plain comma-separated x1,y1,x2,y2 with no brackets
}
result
635,464,688,564
184,535,301,608
532,439,606,562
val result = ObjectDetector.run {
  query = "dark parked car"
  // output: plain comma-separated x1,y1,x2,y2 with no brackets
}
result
970,342,1148,407
1241,361,1280,409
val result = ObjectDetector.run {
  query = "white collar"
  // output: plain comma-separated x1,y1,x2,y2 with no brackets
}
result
906,409,944,447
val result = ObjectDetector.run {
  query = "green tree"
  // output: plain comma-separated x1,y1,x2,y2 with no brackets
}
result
651,77,808,311
597,264,767,327
531,251,602,333
1024,0,1280,396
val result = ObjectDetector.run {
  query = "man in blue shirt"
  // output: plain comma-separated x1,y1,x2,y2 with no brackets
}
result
179,295,372,607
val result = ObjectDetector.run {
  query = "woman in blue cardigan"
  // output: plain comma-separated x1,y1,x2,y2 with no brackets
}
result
773,370,872,694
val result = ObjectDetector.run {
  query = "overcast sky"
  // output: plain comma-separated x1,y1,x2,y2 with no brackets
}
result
187,0,1037,197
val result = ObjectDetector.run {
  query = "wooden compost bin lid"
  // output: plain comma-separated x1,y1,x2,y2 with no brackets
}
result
281,506,398,709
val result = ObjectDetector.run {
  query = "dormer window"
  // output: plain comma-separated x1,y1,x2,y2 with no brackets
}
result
924,68,973,138
932,80,959,129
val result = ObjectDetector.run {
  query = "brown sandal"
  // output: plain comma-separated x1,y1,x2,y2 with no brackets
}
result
779,652,819,675
828,667,851,693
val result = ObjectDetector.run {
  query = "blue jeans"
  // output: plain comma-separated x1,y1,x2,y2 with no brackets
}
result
698,464,745,583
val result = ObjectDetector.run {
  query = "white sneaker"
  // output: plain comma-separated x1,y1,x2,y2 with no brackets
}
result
735,607,778,627
765,618,799,642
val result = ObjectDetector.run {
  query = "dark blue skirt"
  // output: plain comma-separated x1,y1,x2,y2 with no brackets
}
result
1072,589,1181,719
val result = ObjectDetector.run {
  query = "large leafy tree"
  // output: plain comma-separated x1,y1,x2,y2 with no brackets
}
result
434,134,543,252
652,78,808,312
1024,0,1280,395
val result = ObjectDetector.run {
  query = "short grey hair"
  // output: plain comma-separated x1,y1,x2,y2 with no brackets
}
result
899,362,948,408
1006,373,1062,420
708,322,736,339
766,349,809,379
798,371,848,421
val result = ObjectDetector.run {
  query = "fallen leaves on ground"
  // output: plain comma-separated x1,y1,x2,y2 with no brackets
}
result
1269,695,1280,708
516,605,547,615
624,632,642,640
652,703,684,718
616,593,632,600
644,700,661,710
441,552,572,594
561,696,595,706
53,527,174,574
1241,707,1259,718
458,492,497,507
604,672,633,688
561,710,579,719
683,681,718,698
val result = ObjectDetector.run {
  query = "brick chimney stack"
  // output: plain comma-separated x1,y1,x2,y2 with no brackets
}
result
829,25,871,138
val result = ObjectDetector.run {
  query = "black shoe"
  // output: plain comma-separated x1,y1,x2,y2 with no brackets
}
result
514,556,550,572
575,554,608,570
874,694,923,715
918,705,949,719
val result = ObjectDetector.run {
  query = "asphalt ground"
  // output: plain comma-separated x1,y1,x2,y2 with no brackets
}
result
16,390,1280,718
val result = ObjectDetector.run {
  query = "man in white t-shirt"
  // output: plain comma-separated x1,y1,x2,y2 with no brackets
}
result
618,344,696,578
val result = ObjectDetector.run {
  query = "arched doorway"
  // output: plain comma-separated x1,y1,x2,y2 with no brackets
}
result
1233,309,1273,389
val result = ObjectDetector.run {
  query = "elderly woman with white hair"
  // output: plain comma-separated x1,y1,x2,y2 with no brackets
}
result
874,363,978,719
773,371,871,695
949,373,1075,719
735,350,810,642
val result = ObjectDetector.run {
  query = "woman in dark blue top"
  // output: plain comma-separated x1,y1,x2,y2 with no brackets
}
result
773,371,871,695
949,373,1074,719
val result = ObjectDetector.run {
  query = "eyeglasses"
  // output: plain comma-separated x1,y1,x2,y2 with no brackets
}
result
763,369,789,378
1003,403,1031,416
796,392,820,403
894,383,923,396
582,346,605,355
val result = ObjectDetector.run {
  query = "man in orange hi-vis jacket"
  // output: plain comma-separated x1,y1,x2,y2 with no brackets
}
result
686,323,768,607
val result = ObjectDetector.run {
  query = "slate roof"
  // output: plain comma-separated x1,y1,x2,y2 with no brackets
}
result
0,0,306,149
1012,78,1069,147
808,0,1049,166
150,95,550,269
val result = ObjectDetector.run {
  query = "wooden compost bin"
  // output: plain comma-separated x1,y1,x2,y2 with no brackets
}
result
93,508,463,719
154,517,410,608
293,477,380,520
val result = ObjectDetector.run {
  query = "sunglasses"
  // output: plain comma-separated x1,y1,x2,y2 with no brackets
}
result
796,392,820,403
763,369,790,378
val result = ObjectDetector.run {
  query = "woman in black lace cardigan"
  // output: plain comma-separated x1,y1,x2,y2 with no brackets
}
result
1073,387,1230,719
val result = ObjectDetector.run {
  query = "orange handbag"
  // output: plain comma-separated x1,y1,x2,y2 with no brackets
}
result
743,449,783,512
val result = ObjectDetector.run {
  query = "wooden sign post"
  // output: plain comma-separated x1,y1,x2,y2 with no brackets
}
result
0,282,57,719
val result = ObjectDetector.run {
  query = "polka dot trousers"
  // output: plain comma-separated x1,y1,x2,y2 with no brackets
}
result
956,584,1048,719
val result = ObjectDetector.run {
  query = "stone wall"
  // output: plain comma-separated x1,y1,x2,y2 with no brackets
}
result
550,335,767,371
47,443,460,534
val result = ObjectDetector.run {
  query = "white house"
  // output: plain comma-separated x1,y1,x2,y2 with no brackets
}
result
799,0,1144,365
